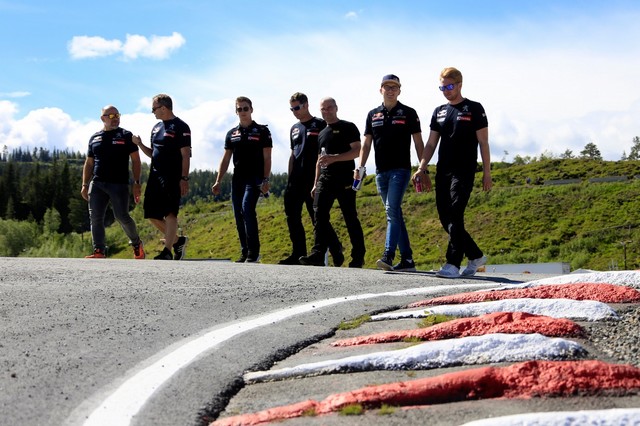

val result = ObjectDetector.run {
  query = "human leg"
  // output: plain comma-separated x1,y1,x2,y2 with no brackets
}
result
87,181,109,252
283,185,307,259
231,178,248,257
336,180,365,266
241,180,262,260
107,182,141,246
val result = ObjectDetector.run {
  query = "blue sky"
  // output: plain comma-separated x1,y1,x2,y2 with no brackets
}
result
1,0,640,172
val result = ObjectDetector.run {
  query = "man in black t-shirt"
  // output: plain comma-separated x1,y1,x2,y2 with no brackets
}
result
134,94,191,260
81,105,144,259
413,67,492,278
212,96,272,263
359,74,424,272
299,97,366,268
278,92,343,266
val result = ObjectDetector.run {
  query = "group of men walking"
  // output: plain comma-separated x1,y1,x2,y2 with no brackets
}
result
81,67,491,278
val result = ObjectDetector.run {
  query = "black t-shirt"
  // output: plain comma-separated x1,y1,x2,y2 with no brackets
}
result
364,101,421,173
290,117,326,184
87,127,138,184
150,117,192,180
429,98,488,174
224,121,273,180
318,119,360,177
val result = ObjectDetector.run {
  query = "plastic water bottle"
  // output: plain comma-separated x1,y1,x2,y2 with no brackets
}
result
320,147,327,169
415,176,423,193
352,166,366,191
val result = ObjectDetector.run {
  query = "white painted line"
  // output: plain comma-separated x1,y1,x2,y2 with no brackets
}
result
80,282,502,425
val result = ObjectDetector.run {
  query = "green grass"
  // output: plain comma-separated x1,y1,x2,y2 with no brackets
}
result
337,315,371,330
9,158,640,271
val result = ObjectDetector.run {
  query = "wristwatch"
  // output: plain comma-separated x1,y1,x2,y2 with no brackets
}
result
181,176,190,181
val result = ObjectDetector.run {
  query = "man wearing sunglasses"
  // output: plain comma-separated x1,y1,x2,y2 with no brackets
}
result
212,96,272,263
81,105,145,259
358,74,424,272
413,67,492,278
278,92,343,266
133,94,191,260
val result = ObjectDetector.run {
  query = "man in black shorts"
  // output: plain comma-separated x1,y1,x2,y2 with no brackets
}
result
300,97,366,268
279,92,343,266
413,67,492,278
81,105,145,259
212,96,272,263
133,94,191,260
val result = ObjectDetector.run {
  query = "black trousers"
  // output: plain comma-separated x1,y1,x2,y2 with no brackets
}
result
312,173,365,261
284,182,341,257
435,172,483,267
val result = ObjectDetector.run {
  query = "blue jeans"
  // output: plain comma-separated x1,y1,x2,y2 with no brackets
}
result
375,168,412,261
231,176,262,257
88,181,141,250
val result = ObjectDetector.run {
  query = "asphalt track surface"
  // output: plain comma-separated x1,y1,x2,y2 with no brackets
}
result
0,257,620,426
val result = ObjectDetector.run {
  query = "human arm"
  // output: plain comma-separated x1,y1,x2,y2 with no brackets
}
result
355,134,372,180
412,130,440,192
477,127,492,191
212,149,233,195
179,146,191,197
80,157,94,201
261,147,272,194
412,132,425,164
132,135,153,158
318,140,361,169
130,150,142,203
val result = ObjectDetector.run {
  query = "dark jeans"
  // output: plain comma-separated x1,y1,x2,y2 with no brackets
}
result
88,181,140,251
231,176,262,256
435,172,483,268
312,173,365,261
284,182,341,257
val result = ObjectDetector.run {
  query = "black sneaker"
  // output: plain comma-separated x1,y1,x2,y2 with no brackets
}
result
173,236,188,260
299,252,325,266
154,247,173,260
278,254,301,265
375,255,394,271
330,245,345,267
246,254,261,263
235,254,248,263
393,258,417,272
348,259,364,268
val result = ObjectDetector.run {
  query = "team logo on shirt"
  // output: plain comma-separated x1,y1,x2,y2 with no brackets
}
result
291,127,300,139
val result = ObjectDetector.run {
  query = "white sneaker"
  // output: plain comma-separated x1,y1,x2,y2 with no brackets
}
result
461,255,487,277
436,263,460,278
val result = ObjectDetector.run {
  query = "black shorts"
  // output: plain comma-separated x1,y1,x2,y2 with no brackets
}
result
143,173,181,220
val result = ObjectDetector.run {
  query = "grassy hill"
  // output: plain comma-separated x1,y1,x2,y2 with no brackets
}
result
98,159,640,272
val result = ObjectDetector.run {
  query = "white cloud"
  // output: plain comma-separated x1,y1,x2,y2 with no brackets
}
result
0,91,30,98
68,32,185,60
68,36,122,59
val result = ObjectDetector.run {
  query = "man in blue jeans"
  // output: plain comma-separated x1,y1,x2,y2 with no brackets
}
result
357,74,424,271
81,105,145,259
212,96,272,263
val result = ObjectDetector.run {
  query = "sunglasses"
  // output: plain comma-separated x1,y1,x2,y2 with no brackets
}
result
439,83,456,91
102,113,121,119
236,106,250,112
290,104,305,112
151,105,163,112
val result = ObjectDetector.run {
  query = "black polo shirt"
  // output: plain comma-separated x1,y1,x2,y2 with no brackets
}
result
290,117,326,184
364,101,421,173
87,127,138,184
150,117,191,180
430,98,488,174
224,121,273,180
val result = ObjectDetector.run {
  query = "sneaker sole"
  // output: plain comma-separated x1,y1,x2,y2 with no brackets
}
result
375,259,394,271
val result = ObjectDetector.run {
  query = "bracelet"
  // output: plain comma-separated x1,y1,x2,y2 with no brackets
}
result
82,183,89,188
419,168,430,175
262,177,270,183
133,180,141,185
181,176,190,181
